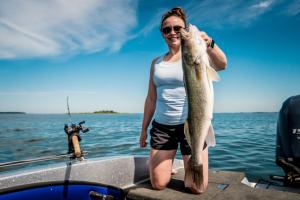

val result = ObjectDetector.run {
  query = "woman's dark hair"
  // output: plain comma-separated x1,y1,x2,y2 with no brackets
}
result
160,7,187,30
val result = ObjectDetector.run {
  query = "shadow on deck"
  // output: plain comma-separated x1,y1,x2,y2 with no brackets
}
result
126,168,300,200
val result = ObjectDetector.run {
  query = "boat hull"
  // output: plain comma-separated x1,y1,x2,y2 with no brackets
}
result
0,183,122,200
0,156,184,200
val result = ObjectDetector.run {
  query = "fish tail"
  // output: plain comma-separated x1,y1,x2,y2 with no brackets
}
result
184,164,204,190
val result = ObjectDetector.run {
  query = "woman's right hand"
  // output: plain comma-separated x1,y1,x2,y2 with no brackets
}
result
140,130,148,148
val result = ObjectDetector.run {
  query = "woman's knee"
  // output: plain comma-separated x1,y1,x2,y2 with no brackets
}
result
149,149,175,190
149,165,171,190
150,169,171,190
151,178,169,190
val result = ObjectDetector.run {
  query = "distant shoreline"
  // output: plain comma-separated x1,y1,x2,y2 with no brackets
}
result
0,112,26,114
80,110,120,114
0,112,278,115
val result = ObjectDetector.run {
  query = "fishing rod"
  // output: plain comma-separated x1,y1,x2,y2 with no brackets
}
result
0,152,87,168
67,96,72,124
0,97,90,168
64,96,89,159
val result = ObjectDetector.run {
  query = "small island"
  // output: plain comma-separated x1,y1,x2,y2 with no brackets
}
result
93,110,119,114
78,110,119,114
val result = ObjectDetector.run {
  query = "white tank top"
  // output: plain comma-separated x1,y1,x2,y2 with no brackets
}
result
153,56,188,125
152,55,216,147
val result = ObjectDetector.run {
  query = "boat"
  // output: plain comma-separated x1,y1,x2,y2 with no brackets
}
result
1,156,300,200
0,156,184,200
1,95,300,199
0,156,183,200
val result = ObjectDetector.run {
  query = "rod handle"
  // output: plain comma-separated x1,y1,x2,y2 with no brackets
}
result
72,135,81,158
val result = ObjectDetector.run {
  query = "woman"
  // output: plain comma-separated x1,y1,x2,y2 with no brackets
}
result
139,7,227,194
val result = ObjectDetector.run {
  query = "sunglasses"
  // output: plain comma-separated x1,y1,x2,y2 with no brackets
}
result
161,25,185,34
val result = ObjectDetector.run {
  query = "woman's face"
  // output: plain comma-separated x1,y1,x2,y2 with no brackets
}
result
161,16,185,48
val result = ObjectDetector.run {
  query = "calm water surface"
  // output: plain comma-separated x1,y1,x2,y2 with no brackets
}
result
0,113,283,179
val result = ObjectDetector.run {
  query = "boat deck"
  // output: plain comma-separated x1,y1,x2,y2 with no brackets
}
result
126,168,300,200
1,157,300,200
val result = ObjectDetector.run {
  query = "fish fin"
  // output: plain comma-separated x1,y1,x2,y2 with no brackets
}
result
206,65,220,82
184,121,191,147
206,125,216,147
184,164,204,191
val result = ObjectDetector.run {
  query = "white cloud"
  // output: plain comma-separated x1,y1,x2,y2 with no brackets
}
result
184,0,277,28
284,0,300,16
251,0,273,9
0,0,138,59
136,0,299,39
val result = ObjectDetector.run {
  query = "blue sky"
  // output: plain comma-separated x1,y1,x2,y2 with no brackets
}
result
0,0,299,113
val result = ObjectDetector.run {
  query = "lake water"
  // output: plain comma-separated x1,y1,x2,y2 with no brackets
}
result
0,113,283,180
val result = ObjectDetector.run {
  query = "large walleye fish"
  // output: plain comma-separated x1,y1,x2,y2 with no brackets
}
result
180,24,219,189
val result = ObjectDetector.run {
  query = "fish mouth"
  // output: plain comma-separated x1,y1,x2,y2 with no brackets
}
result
180,28,191,41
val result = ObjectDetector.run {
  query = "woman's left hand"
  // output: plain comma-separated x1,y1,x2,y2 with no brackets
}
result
199,31,213,48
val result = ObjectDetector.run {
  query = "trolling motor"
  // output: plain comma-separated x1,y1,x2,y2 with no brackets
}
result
270,95,300,187
64,97,89,159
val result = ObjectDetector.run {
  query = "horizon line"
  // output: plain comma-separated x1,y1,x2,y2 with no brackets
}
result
0,111,279,115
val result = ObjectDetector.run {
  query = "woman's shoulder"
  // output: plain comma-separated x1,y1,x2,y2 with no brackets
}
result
151,55,164,65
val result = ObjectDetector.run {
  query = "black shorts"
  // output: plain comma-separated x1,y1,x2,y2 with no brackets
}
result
150,120,191,155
